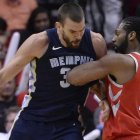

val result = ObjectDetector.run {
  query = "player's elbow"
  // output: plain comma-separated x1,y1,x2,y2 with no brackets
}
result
67,71,76,85
67,71,83,86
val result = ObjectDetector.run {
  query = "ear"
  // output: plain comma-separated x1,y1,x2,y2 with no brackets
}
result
55,22,62,29
128,31,136,41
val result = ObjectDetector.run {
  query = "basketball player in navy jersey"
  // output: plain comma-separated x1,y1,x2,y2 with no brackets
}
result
0,3,107,140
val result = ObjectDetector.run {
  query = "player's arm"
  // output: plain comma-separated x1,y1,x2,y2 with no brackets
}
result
67,53,135,86
89,80,106,100
89,80,110,122
89,32,107,99
90,31,107,59
0,31,48,87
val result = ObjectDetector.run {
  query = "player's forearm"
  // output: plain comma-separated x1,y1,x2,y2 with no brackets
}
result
0,68,10,87
67,70,88,86
0,58,25,88
0,68,17,87
67,60,106,86
67,63,95,86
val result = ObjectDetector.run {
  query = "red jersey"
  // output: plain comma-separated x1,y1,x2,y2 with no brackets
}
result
103,52,140,140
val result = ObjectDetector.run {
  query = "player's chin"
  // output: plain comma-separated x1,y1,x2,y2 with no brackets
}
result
71,43,80,48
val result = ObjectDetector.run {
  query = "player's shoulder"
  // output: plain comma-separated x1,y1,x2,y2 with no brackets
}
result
102,53,129,62
90,31,107,59
90,31,104,42
27,31,49,58
100,53,134,70
31,31,48,45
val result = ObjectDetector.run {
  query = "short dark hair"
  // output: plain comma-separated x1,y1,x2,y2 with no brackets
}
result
0,17,7,32
58,3,84,24
122,16,140,43
26,7,49,33
5,106,20,119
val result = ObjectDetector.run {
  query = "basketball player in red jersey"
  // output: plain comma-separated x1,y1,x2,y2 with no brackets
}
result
67,16,140,140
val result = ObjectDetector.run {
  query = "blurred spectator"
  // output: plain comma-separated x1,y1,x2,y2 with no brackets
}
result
0,106,20,140
85,0,105,35
36,0,81,26
27,7,50,34
19,7,51,46
4,106,20,132
85,0,122,46
0,79,17,132
0,17,11,65
123,0,140,17
0,0,37,31
102,0,122,46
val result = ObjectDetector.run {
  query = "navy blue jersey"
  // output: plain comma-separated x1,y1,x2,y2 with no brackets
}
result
20,28,97,122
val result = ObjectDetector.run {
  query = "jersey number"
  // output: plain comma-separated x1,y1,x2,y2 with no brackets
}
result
60,68,71,88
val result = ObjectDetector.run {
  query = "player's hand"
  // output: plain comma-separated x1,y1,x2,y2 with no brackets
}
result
99,100,110,122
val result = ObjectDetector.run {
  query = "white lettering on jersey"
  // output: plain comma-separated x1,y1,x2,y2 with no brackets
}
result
66,56,74,65
74,56,80,64
59,57,65,66
50,56,94,68
50,58,60,68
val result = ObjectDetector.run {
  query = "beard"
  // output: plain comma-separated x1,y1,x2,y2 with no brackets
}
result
0,93,14,101
62,31,80,48
113,36,129,54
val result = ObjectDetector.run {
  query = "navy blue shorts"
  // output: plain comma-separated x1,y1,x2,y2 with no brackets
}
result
9,117,83,140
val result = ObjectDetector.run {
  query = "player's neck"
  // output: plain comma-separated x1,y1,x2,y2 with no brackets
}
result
128,42,140,53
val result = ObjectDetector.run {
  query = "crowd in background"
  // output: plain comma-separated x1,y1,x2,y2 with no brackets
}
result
0,0,140,140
